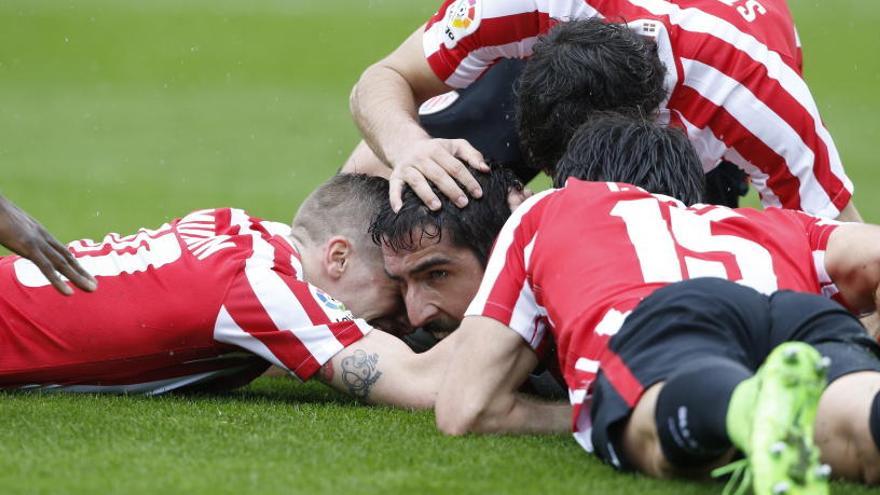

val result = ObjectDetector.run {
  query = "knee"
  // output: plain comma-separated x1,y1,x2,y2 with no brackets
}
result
815,373,880,484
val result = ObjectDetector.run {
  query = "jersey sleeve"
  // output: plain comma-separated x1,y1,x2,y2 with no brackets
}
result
213,269,372,381
787,209,847,303
465,189,556,349
422,0,546,88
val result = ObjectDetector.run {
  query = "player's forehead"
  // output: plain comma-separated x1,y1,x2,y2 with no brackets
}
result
381,234,471,278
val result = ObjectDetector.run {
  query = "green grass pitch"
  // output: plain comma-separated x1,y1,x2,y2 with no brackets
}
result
0,1,878,494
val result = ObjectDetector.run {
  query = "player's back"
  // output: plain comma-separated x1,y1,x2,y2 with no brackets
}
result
528,179,834,385
0,208,296,392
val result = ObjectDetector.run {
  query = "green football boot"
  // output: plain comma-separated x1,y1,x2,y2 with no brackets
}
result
714,342,830,495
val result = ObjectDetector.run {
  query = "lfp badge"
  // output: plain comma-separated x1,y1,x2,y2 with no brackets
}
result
451,0,478,29
310,286,355,323
443,0,481,48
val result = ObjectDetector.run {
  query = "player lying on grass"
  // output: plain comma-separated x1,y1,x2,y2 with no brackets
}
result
0,174,465,407
399,116,880,490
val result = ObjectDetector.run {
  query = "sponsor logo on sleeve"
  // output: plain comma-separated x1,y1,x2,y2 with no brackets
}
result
443,0,481,49
310,286,356,323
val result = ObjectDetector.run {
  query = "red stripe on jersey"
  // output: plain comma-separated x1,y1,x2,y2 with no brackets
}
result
271,238,296,277
670,86,802,209
285,282,334,327
426,11,550,83
600,0,800,63
784,209,840,253
668,30,849,211
215,208,232,234
223,274,321,374
600,350,644,408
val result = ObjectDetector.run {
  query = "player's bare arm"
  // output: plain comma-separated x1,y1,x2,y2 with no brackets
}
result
436,316,571,436
348,26,488,212
316,328,459,409
0,195,96,295
836,201,863,222
824,222,880,313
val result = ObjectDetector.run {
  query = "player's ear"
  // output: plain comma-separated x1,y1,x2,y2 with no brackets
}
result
323,236,352,280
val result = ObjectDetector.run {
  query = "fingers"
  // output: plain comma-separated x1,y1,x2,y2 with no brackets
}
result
424,154,469,208
451,139,489,173
388,138,490,211
48,237,97,292
389,176,406,213
400,168,442,211
30,250,73,296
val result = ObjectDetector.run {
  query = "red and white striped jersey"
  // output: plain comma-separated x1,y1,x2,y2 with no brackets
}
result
0,208,372,394
423,0,852,218
465,178,842,449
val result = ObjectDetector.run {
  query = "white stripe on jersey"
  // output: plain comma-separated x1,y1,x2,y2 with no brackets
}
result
228,210,345,366
675,112,728,174
631,0,850,203
679,57,838,218
509,276,547,348
679,112,784,209
467,188,558,315
575,357,600,374
214,305,287,370
445,38,539,88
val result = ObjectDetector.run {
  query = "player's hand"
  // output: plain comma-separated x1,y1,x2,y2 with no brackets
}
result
0,195,97,296
387,137,490,212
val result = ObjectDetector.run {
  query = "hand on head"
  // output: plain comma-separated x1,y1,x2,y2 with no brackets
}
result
387,137,489,212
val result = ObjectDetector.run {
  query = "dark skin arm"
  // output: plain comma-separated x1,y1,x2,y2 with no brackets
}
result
0,195,96,295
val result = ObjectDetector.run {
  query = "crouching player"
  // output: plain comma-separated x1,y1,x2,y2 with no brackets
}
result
435,117,880,492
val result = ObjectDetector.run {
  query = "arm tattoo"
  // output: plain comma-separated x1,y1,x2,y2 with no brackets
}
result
341,349,383,400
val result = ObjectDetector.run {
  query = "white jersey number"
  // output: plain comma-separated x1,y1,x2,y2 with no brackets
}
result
610,197,778,294
14,226,182,288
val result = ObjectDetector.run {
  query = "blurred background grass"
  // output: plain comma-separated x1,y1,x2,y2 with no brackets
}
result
0,1,877,494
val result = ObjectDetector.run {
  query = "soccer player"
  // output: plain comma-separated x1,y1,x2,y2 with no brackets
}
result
0,174,454,407
346,0,861,222
0,194,96,295
412,119,880,489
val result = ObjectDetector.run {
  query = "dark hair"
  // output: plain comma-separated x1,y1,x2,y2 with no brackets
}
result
516,17,667,173
554,112,705,205
369,166,521,265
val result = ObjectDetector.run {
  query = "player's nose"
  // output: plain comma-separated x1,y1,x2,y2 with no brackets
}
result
405,291,439,329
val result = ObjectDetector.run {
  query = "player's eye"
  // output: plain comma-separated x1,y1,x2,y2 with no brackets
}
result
429,270,448,281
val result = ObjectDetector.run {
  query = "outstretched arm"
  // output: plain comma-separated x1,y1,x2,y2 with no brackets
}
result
316,328,458,409
435,316,571,436
348,26,487,212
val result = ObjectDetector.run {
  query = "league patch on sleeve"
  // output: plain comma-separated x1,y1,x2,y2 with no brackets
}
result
442,0,481,49
309,285,356,323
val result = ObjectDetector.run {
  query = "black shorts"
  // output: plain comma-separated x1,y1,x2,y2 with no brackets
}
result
418,59,748,207
589,277,880,470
